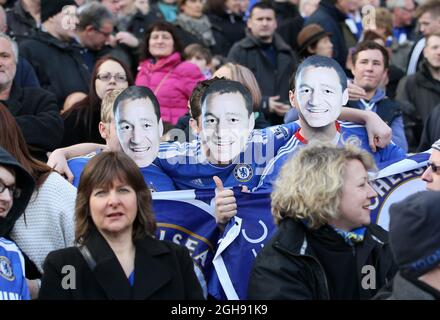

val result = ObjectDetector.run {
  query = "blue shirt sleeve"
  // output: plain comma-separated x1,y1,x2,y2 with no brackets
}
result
390,116,408,153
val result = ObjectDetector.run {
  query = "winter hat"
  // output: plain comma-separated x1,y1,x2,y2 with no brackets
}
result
432,138,440,152
389,191,440,279
41,0,77,23
297,24,332,56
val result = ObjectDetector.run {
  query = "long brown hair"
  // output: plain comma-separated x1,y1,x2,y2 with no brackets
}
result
0,105,51,188
63,56,134,136
75,151,157,244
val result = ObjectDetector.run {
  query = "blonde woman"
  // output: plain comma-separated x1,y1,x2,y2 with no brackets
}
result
248,143,397,300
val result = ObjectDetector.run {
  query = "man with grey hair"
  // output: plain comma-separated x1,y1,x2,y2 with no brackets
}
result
74,2,115,72
0,32,63,161
386,0,417,44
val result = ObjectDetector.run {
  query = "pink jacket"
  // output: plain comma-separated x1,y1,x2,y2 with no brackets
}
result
135,52,205,125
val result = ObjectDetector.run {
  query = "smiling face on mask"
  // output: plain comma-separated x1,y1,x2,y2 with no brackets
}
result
115,98,163,168
294,66,348,128
200,91,254,165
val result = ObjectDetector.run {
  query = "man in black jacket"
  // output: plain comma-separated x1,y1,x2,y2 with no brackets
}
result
306,0,356,69
6,0,41,43
0,32,63,161
228,2,297,125
396,32,440,151
19,0,90,106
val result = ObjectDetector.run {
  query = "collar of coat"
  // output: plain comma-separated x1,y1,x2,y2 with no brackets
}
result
318,0,348,22
81,229,174,299
415,60,440,94
274,218,389,260
239,31,294,54
31,29,82,51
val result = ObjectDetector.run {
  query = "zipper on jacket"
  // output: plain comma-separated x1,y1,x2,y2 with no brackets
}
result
274,240,331,300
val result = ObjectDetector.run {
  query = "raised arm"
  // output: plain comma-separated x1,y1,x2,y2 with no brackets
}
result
47,143,105,183
339,108,392,152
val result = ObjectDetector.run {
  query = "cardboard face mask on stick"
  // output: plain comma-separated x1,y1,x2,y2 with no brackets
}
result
293,56,349,128
199,80,255,165
114,87,163,168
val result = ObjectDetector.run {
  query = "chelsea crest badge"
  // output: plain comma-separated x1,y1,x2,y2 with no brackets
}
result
0,256,15,281
234,164,253,182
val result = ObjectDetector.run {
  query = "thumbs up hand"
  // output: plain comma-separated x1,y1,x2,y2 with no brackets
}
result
213,176,238,227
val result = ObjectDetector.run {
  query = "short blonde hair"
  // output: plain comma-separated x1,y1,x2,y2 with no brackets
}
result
100,88,125,123
271,142,376,229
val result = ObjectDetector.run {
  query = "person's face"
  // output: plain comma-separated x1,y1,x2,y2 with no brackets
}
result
101,0,123,15
0,38,17,88
115,98,163,168
86,20,114,51
424,35,440,69
100,119,122,151
247,8,277,42
418,12,440,37
95,60,129,100
181,0,204,18
396,0,415,27
89,179,137,237
311,36,333,58
53,11,76,40
225,0,241,15
149,30,174,59
189,56,208,73
0,166,15,218
336,0,358,15
421,150,440,191
352,49,386,93
294,66,348,128
135,0,150,15
300,0,320,17
337,159,377,230
60,5,78,31
200,92,254,164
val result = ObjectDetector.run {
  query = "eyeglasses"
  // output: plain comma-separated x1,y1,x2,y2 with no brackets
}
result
427,162,440,173
0,181,21,198
96,72,127,83
94,28,113,38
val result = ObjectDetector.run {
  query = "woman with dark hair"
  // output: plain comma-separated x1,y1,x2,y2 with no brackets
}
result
61,56,134,147
135,21,204,127
39,151,204,300
0,105,76,298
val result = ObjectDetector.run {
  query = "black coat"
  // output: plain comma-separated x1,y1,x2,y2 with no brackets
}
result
1,84,64,160
306,0,349,68
39,230,204,300
396,60,440,151
6,0,39,43
19,30,90,106
248,218,397,300
418,104,440,152
207,11,246,56
228,32,298,125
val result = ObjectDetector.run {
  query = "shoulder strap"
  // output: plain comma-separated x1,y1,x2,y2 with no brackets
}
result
78,245,97,271
154,67,174,96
